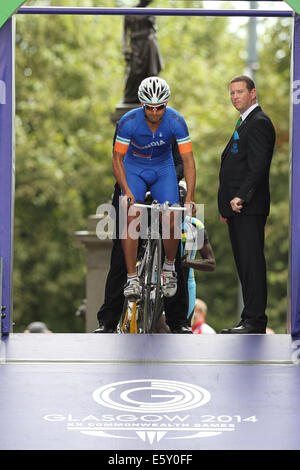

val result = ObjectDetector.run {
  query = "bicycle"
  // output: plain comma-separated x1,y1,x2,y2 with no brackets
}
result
117,199,185,334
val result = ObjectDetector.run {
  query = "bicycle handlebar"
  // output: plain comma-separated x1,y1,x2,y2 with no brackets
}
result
132,200,186,212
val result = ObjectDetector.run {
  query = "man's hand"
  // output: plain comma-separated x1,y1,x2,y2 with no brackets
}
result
230,197,244,213
219,214,228,225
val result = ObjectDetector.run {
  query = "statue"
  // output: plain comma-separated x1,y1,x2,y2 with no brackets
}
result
122,0,163,104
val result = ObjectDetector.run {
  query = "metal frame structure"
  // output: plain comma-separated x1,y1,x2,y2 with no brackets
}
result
16,6,293,17
0,3,299,337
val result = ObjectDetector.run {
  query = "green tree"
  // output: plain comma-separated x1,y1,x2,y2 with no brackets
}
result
13,0,291,333
157,1,248,331
156,3,291,332
14,0,124,331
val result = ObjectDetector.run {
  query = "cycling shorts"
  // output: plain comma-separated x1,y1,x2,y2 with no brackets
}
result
124,160,179,204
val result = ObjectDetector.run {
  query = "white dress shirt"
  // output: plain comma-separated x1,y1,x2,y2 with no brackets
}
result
240,102,259,123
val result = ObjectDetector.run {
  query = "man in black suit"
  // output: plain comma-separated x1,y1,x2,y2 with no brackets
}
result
218,75,276,334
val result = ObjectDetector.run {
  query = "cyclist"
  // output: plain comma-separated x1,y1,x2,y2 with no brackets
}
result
95,136,191,334
112,76,196,300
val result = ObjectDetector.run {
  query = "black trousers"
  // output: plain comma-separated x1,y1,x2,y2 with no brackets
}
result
97,185,189,330
227,214,268,328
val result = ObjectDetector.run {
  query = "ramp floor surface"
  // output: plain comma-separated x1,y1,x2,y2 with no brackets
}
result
0,333,299,450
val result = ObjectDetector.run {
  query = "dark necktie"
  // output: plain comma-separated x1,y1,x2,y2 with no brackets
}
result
235,116,242,130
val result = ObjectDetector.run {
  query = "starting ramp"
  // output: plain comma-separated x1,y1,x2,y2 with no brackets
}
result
0,333,299,451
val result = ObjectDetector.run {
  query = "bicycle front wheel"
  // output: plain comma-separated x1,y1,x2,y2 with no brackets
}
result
143,237,163,333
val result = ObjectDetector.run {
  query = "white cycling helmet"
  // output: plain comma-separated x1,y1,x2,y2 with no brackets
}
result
138,76,171,105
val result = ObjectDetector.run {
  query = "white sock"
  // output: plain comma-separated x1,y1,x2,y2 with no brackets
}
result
127,273,138,282
163,259,175,272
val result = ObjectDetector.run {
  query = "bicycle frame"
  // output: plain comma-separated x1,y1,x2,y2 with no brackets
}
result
118,201,185,334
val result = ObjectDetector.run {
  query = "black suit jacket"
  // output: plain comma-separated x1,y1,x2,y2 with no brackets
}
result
218,106,276,218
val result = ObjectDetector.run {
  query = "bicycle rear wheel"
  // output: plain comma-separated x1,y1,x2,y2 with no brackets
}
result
117,240,148,334
118,299,139,334
143,237,163,333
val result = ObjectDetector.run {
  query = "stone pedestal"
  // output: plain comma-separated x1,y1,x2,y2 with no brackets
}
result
110,101,141,124
75,214,113,333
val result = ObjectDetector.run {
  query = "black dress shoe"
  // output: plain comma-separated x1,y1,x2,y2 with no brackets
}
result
94,325,115,333
220,323,266,334
171,325,193,334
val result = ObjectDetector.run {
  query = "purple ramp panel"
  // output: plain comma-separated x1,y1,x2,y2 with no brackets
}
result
291,14,300,337
0,18,14,334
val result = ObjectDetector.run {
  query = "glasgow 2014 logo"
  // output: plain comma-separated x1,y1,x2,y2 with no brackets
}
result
92,379,211,414
44,378,258,445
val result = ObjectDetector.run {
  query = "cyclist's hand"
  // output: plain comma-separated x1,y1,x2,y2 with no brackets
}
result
122,193,135,209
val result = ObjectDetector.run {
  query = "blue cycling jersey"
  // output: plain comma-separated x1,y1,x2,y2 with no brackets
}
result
114,107,193,204
114,107,192,168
